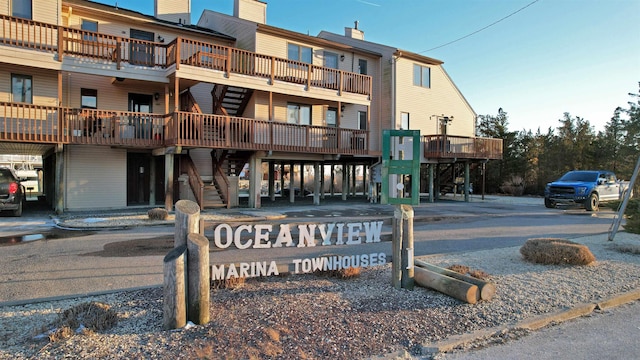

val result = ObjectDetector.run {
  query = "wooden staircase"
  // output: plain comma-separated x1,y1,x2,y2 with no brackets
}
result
212,84,253,116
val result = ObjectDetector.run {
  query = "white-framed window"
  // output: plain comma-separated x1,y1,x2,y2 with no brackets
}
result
287,43,312,63
358,111,367,130
413,64,430,88
401,112,410,130
11,74,32,104
287,104,311,125
12,0,32,19
326,107,337,127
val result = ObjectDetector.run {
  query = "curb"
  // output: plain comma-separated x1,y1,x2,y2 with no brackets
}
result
419,289,640,357
0,285,161,308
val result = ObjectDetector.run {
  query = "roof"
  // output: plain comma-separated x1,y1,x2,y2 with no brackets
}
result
64,0,236,42
257,24,383,58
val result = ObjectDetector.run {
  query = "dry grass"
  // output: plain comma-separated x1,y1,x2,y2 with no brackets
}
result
446,264,491,280
612,243,640,255
520,238,596,265
43,302,117,342
315,266,362,279
147,208,168,220
211,276,246,290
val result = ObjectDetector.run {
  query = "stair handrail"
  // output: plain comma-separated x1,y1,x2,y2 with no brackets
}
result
182,155,204,209
212,154,230,208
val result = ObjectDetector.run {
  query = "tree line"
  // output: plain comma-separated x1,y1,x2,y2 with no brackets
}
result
474,83,639,196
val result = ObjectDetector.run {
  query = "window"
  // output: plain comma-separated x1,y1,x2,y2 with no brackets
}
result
413,64,430,88
81,88,97,109
11,74,32,104
401,112,410,130
287,104,311,125
12,0,32,19
324,52,339,69
287,43,312,63
358,111,367,130
82,19,98,40
326,107,337,127
358,59,368,75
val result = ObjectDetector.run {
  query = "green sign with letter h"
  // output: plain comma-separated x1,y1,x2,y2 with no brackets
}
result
381,129,421,205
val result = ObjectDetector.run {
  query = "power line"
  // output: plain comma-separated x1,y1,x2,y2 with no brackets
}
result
420,0,541,53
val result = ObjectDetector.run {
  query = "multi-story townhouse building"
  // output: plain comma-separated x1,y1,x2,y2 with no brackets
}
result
0,0,500,213
318,24,503,201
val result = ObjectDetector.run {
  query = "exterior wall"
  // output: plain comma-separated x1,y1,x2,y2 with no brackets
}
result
0,0,60,24
62,73,166,112
317,31,393,153
155,0,191,25
233,0,266,24
395,58,475,137
0,64,58,106
65,145,127,210
198,10,257,51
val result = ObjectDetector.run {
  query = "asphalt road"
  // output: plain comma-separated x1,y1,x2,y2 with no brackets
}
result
0,195,618,304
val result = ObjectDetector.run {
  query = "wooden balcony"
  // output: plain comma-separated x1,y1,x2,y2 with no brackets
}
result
168,112,369,155
0,102,369,155
423,135,503,160
0,15,372,97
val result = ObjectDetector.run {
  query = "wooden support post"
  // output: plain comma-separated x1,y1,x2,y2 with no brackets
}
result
393,204,414,290
464,161,470,202
174,199,200,247
401,205,414,290
269,161,275,201
320,163,326,200
289,162,295,203
414,266,479,304
313,162,320,205
342,163,348,201
55,145,64,214
187,233,210,325
428,164,434,203
414,260,495,301
163,245,187,330
165,153,174,211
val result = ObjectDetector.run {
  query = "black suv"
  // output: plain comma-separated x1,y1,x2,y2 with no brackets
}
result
0,167,25,216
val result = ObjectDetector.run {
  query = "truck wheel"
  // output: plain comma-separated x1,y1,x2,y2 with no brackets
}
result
12,200,23,217
544,198,555,208
585,193,599,212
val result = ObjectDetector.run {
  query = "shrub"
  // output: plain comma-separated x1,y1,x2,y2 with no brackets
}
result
211,276,245,289
148,208,168,220
500,175,524,196
520,238,595,265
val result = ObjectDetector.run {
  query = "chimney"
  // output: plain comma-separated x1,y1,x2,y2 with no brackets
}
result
234,0,267,24
345,20,364,40
155,0,191,25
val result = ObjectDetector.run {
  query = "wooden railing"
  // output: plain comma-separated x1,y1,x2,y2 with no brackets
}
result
181,155,205,208
0,102,369,154
423,135,503,160
0,15,57,51
0,15,371,96
176,38,372,96
168,111,369,155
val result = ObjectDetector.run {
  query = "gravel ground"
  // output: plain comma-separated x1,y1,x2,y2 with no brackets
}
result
1,232,639,360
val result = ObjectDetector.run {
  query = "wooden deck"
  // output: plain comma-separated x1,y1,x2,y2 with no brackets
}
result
0,15,372,97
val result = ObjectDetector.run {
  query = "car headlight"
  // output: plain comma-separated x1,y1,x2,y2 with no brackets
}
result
576,187,587,195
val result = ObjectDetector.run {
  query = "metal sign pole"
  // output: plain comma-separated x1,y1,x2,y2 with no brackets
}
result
608,155,640,241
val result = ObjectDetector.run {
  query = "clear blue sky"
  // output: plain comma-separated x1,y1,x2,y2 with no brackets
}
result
104,0,639,134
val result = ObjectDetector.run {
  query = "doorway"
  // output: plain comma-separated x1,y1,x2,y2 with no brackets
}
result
130,28,154,66
126,153,165,206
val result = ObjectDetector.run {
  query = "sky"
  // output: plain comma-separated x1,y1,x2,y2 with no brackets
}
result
102,0,639,134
